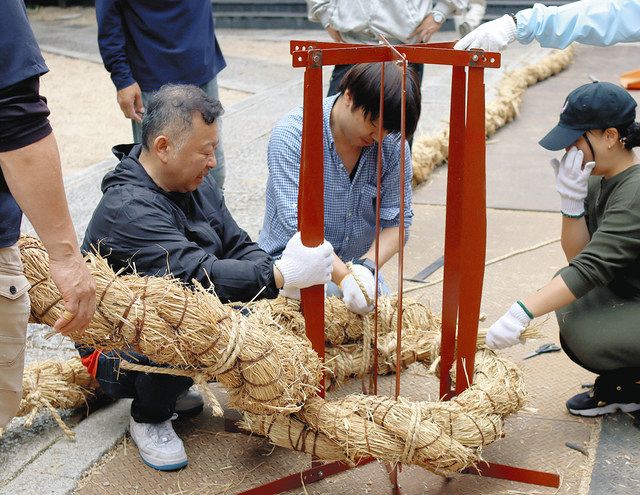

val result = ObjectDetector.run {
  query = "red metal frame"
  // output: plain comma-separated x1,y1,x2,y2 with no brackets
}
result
236,40,560,495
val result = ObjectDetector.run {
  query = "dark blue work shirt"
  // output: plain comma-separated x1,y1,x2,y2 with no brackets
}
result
96,0,226,92
0,1,48,90
0,1,49,248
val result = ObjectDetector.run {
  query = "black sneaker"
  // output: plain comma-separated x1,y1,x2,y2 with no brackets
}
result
566,376,640,417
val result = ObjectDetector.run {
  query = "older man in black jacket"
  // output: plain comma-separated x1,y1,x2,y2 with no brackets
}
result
79,84,333,472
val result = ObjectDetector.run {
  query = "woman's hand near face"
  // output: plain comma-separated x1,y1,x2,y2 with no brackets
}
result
550,147,596,217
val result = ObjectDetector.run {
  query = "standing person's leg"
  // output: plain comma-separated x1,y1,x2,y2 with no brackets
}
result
200,78,226,189
555,285,640,416
0,244,30,428
327,64,354,97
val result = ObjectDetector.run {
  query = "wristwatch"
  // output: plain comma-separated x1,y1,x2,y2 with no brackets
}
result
353,258,376,275
431,11,446,24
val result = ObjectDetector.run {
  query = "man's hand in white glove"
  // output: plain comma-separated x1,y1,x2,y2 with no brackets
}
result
486,302,532,350
275,232,333,289
454,14,517,52
279,286,301,300
341,264,376,315
550,147,596,217
280,284,330,300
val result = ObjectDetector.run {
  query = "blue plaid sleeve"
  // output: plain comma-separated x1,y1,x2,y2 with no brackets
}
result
380,136,414,237
258,115,303,257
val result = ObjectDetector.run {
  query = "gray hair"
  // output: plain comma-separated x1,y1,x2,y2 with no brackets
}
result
141,84,224,150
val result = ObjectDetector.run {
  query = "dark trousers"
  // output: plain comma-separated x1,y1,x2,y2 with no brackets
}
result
327,63,425,97
95,350,193,424
555,281,640,381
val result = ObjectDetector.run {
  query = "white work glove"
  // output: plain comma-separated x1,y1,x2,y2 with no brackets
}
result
454,15,517,52
550,147,596,217
341,264,376,315
486,302,532,350
279,286,301,299
275,232,333,289
280,284,329,300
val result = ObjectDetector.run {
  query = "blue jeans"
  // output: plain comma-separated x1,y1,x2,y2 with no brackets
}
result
327,272,391,298
132,78,226,188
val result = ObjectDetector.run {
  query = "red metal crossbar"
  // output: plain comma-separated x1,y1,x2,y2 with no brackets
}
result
236,40,560,495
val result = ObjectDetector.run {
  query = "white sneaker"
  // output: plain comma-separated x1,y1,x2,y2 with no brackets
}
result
129,415,188,471
175,388,204,418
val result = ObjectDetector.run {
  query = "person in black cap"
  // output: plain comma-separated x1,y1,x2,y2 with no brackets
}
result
486,81,640,417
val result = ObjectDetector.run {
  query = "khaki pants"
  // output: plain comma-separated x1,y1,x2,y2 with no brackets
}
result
0,243,30,428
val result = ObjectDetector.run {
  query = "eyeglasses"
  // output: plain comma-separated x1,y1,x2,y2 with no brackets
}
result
582,132,596,159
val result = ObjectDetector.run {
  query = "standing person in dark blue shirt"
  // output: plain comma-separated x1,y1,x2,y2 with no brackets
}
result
96,0,228,187
0,0,95,429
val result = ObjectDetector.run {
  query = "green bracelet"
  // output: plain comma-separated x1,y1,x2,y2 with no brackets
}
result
516,300,534,319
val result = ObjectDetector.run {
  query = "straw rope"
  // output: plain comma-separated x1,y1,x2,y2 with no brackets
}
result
411,46,575,185
16,357,96,439
17,235,535,473
19,235,323,415
245,295,435,346
324,324,541,389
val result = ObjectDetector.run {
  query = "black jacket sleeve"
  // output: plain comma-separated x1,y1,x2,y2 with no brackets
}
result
86,191,278,303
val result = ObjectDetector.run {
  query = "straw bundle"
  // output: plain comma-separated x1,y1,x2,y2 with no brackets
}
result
246,295,436,346
239,412,349,462
18,235,533,473
19,235,322,415
484,47,575,137
244,347,527,472
324,320,440,388
324,325,541,389
411,47,575,185
241,395,476,474
15,357,96,438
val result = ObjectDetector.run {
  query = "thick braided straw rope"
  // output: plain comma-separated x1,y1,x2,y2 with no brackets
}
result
18,235,532,473
19,235,322,415
242,347,526,475
412,47,575,185
15,358,96,439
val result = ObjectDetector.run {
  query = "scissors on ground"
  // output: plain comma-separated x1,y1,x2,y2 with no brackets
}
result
523,343,561,360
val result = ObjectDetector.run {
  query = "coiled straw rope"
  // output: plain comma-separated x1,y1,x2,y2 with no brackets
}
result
16,235,537,475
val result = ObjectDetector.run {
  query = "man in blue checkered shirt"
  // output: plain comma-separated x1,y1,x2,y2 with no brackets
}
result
259,63,422,315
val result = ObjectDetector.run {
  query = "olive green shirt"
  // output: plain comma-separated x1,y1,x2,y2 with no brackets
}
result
561,164,640,299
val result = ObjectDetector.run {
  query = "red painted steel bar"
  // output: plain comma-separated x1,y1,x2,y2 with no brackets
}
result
454,65,487,394
238,458,377,495
371,61,386,396
242,41,561,494
290,39,457,53
298,50,327,394
464,462,561,487
395,58,407,400
291,45,500,69
439,65,467,400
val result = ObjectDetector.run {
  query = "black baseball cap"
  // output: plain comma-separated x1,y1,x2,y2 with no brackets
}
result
539,81,637,151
